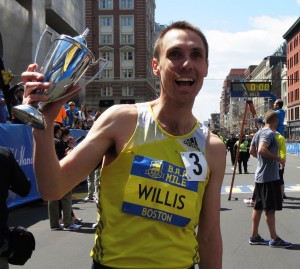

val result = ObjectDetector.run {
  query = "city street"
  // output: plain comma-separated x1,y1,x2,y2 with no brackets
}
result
8,153,300,269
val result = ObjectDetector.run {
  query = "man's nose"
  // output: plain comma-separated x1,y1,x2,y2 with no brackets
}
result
181,56,193,69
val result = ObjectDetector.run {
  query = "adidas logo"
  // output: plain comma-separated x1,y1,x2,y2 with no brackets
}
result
183,137,199,150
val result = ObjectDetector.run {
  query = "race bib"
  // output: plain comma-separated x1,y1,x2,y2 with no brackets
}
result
122,155,199,227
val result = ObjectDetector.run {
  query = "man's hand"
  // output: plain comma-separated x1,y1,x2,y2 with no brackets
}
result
22,64,81,126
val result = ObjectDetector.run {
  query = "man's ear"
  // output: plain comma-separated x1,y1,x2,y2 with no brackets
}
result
204,59,209,77
152,58,160,76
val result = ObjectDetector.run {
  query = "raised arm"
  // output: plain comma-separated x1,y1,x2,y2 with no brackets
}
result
21,64,135,200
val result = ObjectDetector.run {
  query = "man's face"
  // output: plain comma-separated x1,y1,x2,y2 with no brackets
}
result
274,101,279,110
152,29,208,104
69,104,75,110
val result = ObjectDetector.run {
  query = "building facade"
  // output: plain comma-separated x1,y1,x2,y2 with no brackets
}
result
220,68,246,134
85,0,157,112
283,17,300,139
251,54,286,119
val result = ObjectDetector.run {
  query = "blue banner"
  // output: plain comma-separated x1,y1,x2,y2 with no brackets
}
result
0,123,87,208
0,123,38,207
286,143,300,154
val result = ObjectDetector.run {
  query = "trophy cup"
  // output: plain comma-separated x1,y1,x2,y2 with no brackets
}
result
12,28,108,130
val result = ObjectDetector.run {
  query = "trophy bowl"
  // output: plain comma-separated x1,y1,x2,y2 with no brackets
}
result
12,28,108,130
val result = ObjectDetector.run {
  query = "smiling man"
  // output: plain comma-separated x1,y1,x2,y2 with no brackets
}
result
21,21,226,269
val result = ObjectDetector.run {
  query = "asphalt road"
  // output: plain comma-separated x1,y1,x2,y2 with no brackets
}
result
8,153,300,269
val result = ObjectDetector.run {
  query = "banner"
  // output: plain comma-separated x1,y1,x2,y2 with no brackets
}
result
286,143,300,154
0,123,87,208
0,123,38,207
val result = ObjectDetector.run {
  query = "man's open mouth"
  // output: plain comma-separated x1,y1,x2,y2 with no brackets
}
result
175,78,195,86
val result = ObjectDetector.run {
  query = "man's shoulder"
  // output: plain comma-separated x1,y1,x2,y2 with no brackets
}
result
207,133,226,153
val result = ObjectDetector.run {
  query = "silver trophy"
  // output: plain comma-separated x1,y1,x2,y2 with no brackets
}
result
12,28,108,129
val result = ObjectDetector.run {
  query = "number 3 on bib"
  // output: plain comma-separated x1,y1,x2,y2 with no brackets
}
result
180,151,208,181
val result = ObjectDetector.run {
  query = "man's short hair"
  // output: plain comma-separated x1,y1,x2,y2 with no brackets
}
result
275,99,283,109
264,110,278,124
153,21,209,62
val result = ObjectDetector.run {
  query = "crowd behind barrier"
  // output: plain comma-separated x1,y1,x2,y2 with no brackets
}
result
0,123,88,208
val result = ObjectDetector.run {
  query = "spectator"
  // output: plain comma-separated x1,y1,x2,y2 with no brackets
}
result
54,106,67,127
234,134,249,174
85,109,94,130
273,99,285,136
226,133,238,165
48,124,81,231
65,101,77,128
76,104,88,129
249,110,291,248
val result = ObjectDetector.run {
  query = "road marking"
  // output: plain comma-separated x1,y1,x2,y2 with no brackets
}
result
221,184,300,194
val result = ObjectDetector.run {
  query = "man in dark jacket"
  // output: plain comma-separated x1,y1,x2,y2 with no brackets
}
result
226,133,238,165
0,147,31,268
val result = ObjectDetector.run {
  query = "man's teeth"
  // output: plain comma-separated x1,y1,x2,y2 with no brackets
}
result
175,78,194,85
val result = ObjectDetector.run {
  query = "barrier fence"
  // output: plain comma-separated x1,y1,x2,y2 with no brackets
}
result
0,123,87,208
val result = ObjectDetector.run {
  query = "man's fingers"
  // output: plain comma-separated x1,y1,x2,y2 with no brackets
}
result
23,82,50,98
27,64,38,72
21,71,45,83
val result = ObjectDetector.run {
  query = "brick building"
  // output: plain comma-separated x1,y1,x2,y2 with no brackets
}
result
85,0,157,112
283,17,300,138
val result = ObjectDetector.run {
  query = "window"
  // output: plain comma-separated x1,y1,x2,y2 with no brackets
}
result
296,88,300,101
295,107,299,120
102,69,113,79
291,108,294,121
120,16,134,26
296,71,299,83
122,51,133,61
100,34,113,44
100,17,113,27
122,86,134,96
99,0,113,9
101,87,113,96
120,0,133,9
122,69,133,79
101,51,113,61
121,34,134,44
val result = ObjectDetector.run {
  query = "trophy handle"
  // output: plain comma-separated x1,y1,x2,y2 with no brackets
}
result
34,27,56,65
85,58,109,86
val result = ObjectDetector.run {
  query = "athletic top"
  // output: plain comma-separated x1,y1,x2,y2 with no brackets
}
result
91,102,209,268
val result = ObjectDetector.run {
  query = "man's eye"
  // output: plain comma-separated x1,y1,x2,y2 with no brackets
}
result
168,51,182,60
190,52,202,59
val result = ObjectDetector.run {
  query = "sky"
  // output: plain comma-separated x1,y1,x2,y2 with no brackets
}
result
155,0,300,122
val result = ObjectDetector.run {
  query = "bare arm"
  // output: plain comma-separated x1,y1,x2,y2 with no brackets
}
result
258,141,285,167
197,133,226,269
22,64,136,200
249,145,257,158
